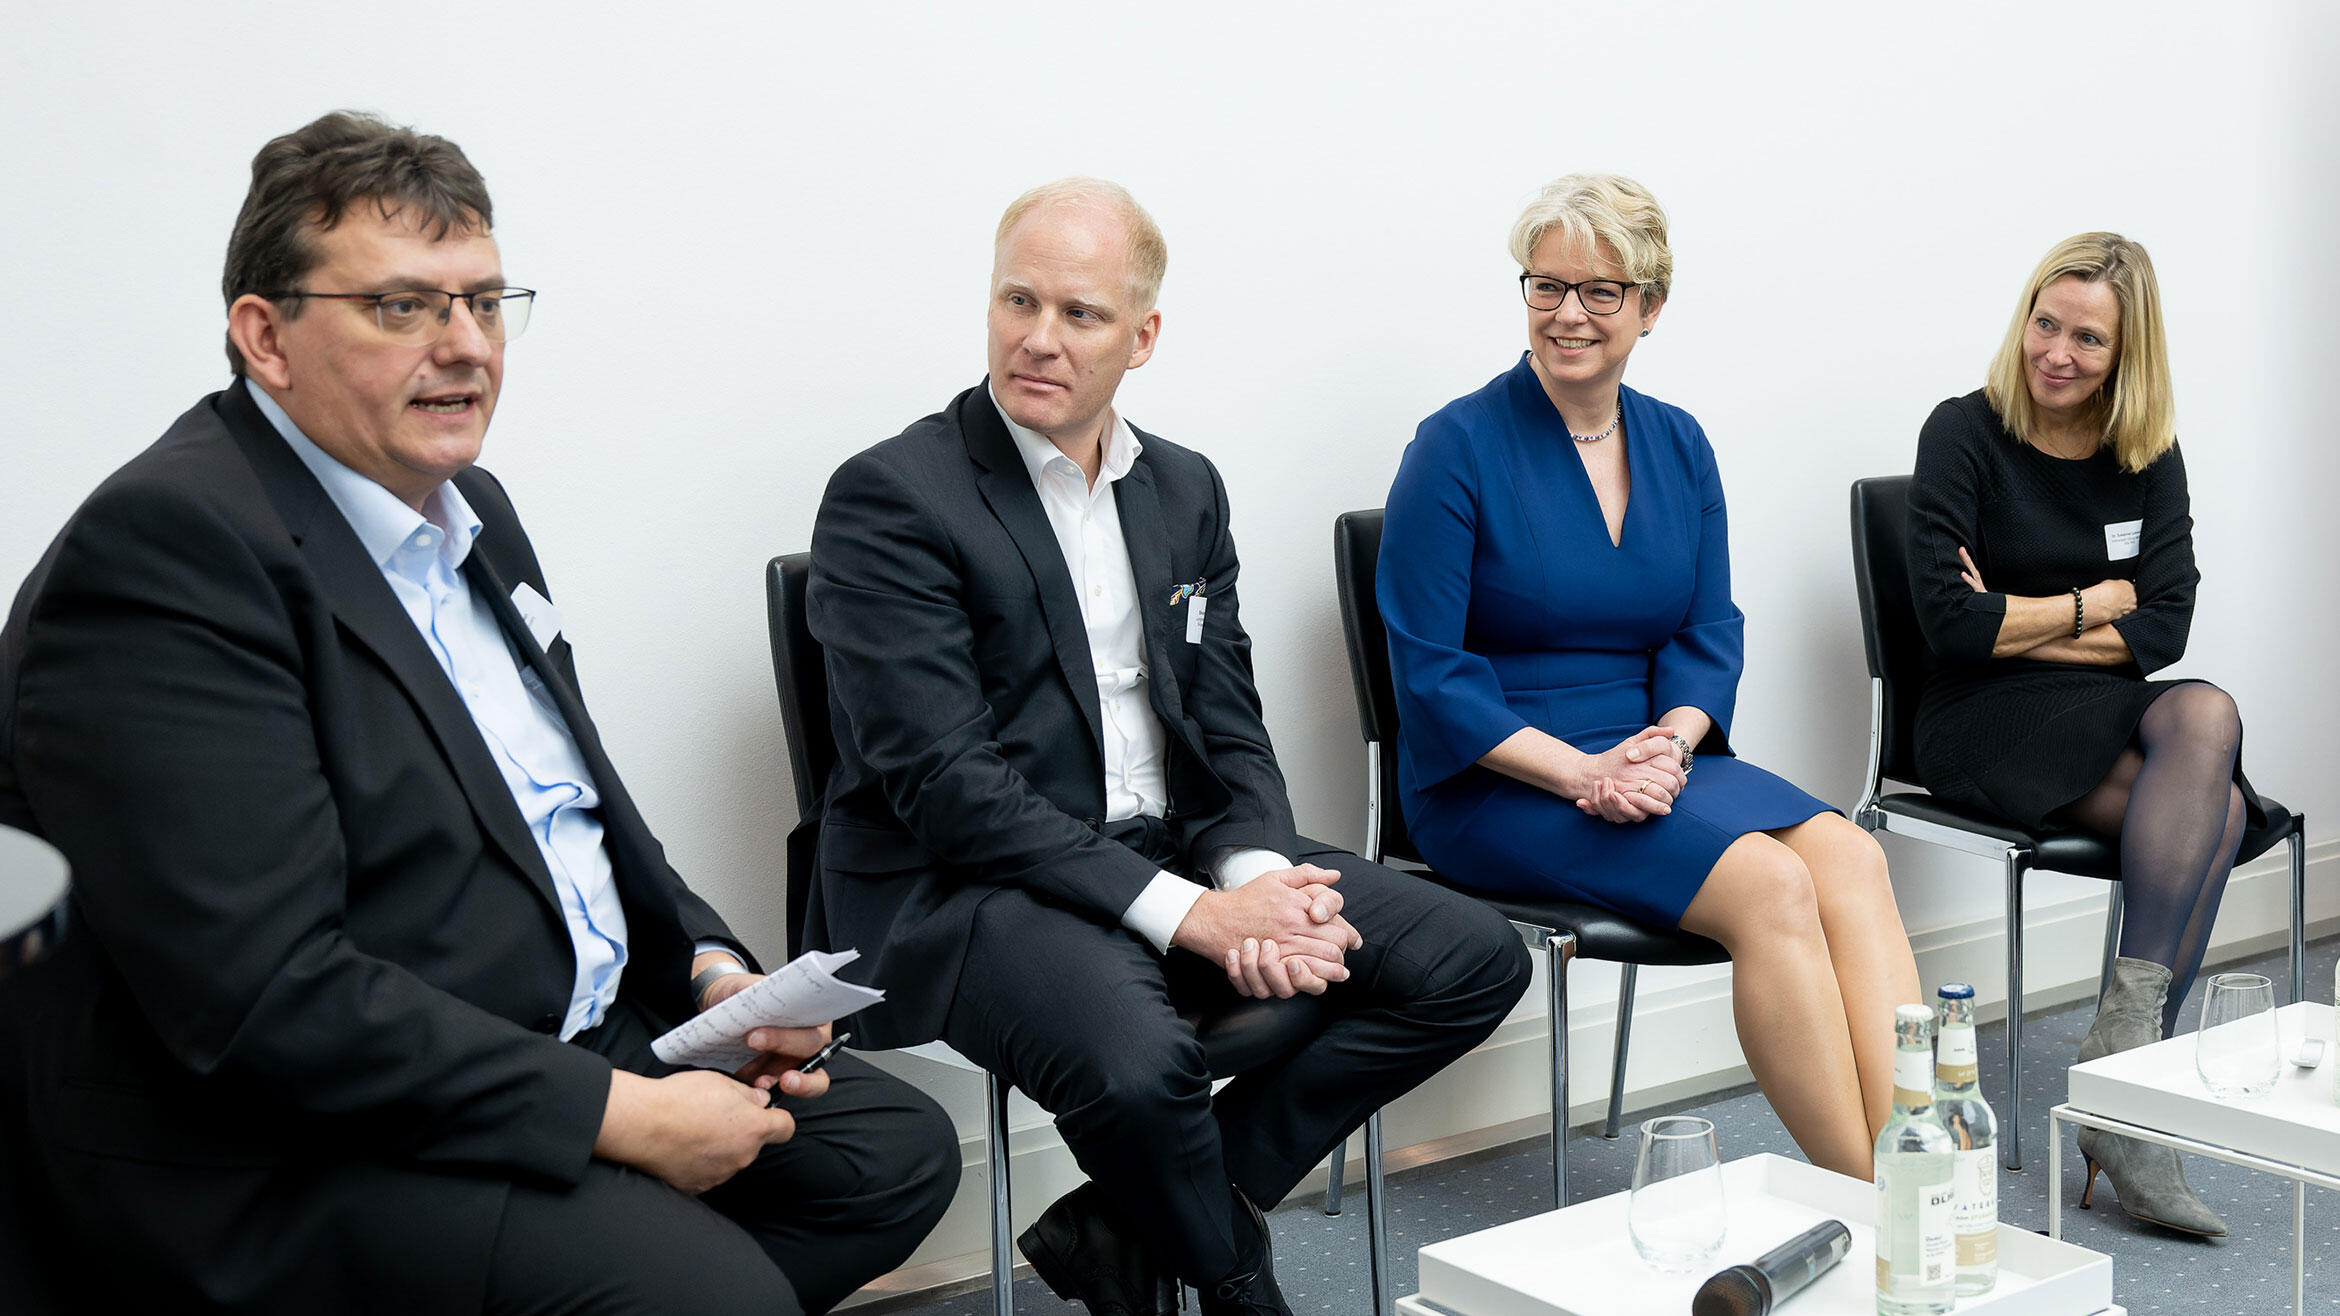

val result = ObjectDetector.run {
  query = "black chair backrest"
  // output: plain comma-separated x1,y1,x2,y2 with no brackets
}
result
764,554,831,956
1331,509,1425,866
765,554,834,819
1848,477,1925,786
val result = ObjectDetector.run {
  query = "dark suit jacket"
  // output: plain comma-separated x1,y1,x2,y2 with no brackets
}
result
0,384,740,1310
805,381,1299,1048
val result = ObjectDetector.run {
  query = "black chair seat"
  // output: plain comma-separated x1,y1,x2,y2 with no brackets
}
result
1874,793,2122,877
1541,900,1727,967
1877,791,2302,882
1187,996,1327,1078
1408,867,1726,967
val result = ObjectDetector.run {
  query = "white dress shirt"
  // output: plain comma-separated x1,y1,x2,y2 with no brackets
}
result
990,388,1290,953
251,382,633,1039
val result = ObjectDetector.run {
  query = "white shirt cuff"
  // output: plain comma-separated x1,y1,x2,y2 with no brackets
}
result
1122,870,1206,954
1211,847,1292,890
693,940,746,966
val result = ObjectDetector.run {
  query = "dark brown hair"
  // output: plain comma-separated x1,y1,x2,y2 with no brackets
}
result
221,111,493,375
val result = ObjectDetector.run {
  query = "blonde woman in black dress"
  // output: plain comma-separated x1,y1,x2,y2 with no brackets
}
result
1907,232,2259,1236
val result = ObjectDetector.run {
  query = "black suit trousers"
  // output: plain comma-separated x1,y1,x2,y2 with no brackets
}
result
939,839,1528,1285
481,997,957,1316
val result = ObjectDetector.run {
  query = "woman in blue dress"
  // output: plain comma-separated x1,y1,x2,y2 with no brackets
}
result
1377,174,1919,1178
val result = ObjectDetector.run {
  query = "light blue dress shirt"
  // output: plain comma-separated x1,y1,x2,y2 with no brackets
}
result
248,381,629,1039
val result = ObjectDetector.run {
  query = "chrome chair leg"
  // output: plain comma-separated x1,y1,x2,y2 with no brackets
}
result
987,1071,1015,1316
2003,849,2026,1173
1365,1110,1390,1316
1603,963,1639,1139
1322,1132,1347,1216
1548,933,1575,1207
2099,884,2124,996
2290,828,2307,1003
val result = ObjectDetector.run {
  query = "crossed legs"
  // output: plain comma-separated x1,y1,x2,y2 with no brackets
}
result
1678,812,1919,1178
2052,683,2247,1035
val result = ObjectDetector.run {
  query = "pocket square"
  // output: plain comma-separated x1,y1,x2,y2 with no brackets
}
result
1167,578,1206,607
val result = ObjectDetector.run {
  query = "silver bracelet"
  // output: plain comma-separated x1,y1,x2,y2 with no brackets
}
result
690,960,752,1010
1669,733,1694,775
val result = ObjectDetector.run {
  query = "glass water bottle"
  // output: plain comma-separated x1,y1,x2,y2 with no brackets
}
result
1875,1004,1955,1316
1933,983,1998,1297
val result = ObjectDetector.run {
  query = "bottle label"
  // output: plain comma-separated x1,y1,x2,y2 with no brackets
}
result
1893,1049,1932,1110
1920,1178,1956,1285
1876,1169,1957,1289
1954,1147,1998,1267
1875,1180,1891,1290
1938,1022,1978,1086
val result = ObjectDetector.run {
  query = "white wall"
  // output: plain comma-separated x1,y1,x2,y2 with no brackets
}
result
6,0,2335,1284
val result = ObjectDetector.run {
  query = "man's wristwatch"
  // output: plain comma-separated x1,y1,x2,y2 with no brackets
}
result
691,959,752,1010
1669,733,1695,776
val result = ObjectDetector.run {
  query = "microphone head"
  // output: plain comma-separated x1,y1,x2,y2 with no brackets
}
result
1691,1264,1770,1316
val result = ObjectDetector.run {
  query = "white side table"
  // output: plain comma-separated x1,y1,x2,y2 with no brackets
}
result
0,825,69,980
2050,1000,2340,1316
1406,1152,2116,1316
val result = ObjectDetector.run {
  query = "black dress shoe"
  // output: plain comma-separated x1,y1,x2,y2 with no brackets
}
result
1016,1183,1177,1316
1198,1191,1291,1316
1200,1268,1289,1316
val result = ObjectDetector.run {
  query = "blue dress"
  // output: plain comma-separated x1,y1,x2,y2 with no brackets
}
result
1378,357,1832,928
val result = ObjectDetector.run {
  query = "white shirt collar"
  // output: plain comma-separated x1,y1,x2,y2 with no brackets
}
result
246,379,483,573
988,381,1142,492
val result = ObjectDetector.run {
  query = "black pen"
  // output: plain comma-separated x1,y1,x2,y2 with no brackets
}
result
766,1032,850,1107
797,1031,851,1074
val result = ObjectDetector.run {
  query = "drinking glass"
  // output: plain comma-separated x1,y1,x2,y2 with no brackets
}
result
2196,972,2280,1100
1629,1115,1727,1273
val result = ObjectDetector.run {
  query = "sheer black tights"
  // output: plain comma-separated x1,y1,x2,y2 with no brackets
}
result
2054,683,2246,1036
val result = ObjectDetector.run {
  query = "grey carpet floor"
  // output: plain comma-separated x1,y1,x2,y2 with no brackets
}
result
878,936,2337,1315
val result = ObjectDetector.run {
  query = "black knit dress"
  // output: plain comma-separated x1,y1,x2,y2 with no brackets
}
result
1904,391,2258,829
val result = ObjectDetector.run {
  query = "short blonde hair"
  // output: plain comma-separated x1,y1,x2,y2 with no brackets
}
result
993,177,1169,312
1984,232,2175,473
1508,173,1673,303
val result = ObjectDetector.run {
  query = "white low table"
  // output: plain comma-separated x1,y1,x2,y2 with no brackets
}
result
2051,999,2340,1316
1,824,70,981
1402,1152,2118,1316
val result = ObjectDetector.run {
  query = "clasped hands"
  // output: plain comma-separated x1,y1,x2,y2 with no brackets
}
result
1172,863,1362,1000
595,970,834,1195
1570,726,1688,824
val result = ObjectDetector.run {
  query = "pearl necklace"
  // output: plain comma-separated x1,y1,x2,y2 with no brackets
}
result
1568,402,1621,444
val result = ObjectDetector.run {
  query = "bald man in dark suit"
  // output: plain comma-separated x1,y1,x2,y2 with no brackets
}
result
808,178,1529,1316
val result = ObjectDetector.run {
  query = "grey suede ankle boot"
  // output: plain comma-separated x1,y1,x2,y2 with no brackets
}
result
2073,956,2227,1235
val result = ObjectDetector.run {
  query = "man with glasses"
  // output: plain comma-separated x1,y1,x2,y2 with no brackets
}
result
806,179,1530,1315
0,112,954,1314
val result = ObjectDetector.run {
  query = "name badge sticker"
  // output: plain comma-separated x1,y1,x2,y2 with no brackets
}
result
1185,594,1209,644
511,582,565,651
2104,519,2143,561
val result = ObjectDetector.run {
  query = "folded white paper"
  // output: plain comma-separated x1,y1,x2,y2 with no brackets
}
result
651,949,885,1073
